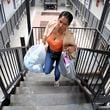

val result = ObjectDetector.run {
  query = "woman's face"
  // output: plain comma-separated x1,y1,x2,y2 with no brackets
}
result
57,16,69,33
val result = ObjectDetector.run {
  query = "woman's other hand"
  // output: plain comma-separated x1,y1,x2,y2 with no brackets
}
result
66,45,77,53
42,36,47,44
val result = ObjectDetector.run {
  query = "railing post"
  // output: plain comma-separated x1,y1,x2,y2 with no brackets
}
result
95,1,109,49
0,31,5,48
92,29,100,49
25,0,31,34
98,0,110,32
29,29,34,46
15,49,25,81
20,37,26,57
93,63,110,102
0,66,10,106
75,10,78,17
20,37,25,46
31,0,35,6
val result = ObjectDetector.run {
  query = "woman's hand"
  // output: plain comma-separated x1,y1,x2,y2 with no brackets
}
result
42,38,46,44
42,36,47,44
66,45,77,53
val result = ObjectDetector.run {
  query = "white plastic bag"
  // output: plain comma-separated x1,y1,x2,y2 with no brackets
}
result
24,43,46,73
59,52,76,80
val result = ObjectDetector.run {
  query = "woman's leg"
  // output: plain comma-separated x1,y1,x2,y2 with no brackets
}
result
54,58,61,81
43,51,54,74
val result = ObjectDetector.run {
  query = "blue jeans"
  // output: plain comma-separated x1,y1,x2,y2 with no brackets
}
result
43,47,61,81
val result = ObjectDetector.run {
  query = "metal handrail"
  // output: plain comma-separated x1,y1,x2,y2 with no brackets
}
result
0,21,34,106
0,26,110,109
75,47,110,108
32,27,109,50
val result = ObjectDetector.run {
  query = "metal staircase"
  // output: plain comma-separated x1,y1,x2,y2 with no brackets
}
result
2,72,93,110
0,27,110,110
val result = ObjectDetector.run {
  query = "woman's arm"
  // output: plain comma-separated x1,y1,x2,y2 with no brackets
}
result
67,45,77,53
64,44,77,53
42,35,47,44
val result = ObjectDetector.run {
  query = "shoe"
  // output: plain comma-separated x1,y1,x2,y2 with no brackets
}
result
54,80,59,87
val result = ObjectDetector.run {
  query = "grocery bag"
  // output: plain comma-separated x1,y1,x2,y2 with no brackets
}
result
59,52,76,80
24,43,46,73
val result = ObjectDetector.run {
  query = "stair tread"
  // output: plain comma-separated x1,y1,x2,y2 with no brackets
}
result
26,72,57,78
11,93,86,106
24,75,72,81
21,72,76,86
25,72,73,81
3,104,93,110
20,79,76,86
2,72,92,109
16,85,80,94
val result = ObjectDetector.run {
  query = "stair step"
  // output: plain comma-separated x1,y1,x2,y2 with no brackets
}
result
20,72,76,86
26,72,57,78
24,73,72,81
20,80,75,87
26,72,53,77
2,72,92,109
11,93,86,106
16,85,80,94
3,104,93,110
25,72,75,82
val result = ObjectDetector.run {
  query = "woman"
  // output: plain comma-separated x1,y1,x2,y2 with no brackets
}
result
42,11,76,87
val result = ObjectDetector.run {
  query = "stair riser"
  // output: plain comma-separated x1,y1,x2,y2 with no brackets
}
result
16,86,80,94
11,93,86,106
2,73,92,110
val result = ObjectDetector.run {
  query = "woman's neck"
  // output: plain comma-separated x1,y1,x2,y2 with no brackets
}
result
54,27,65,35
58,30,64,35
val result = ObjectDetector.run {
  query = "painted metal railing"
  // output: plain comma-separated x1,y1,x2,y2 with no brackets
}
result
0,26,109,109
0,47,26,107
0,27,34,107
69,0,100,28
68,0,110,49
75,48,110,110
32,27,109,50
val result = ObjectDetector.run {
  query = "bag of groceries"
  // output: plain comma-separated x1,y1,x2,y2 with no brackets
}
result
24,43,46,73
59,52,76,80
